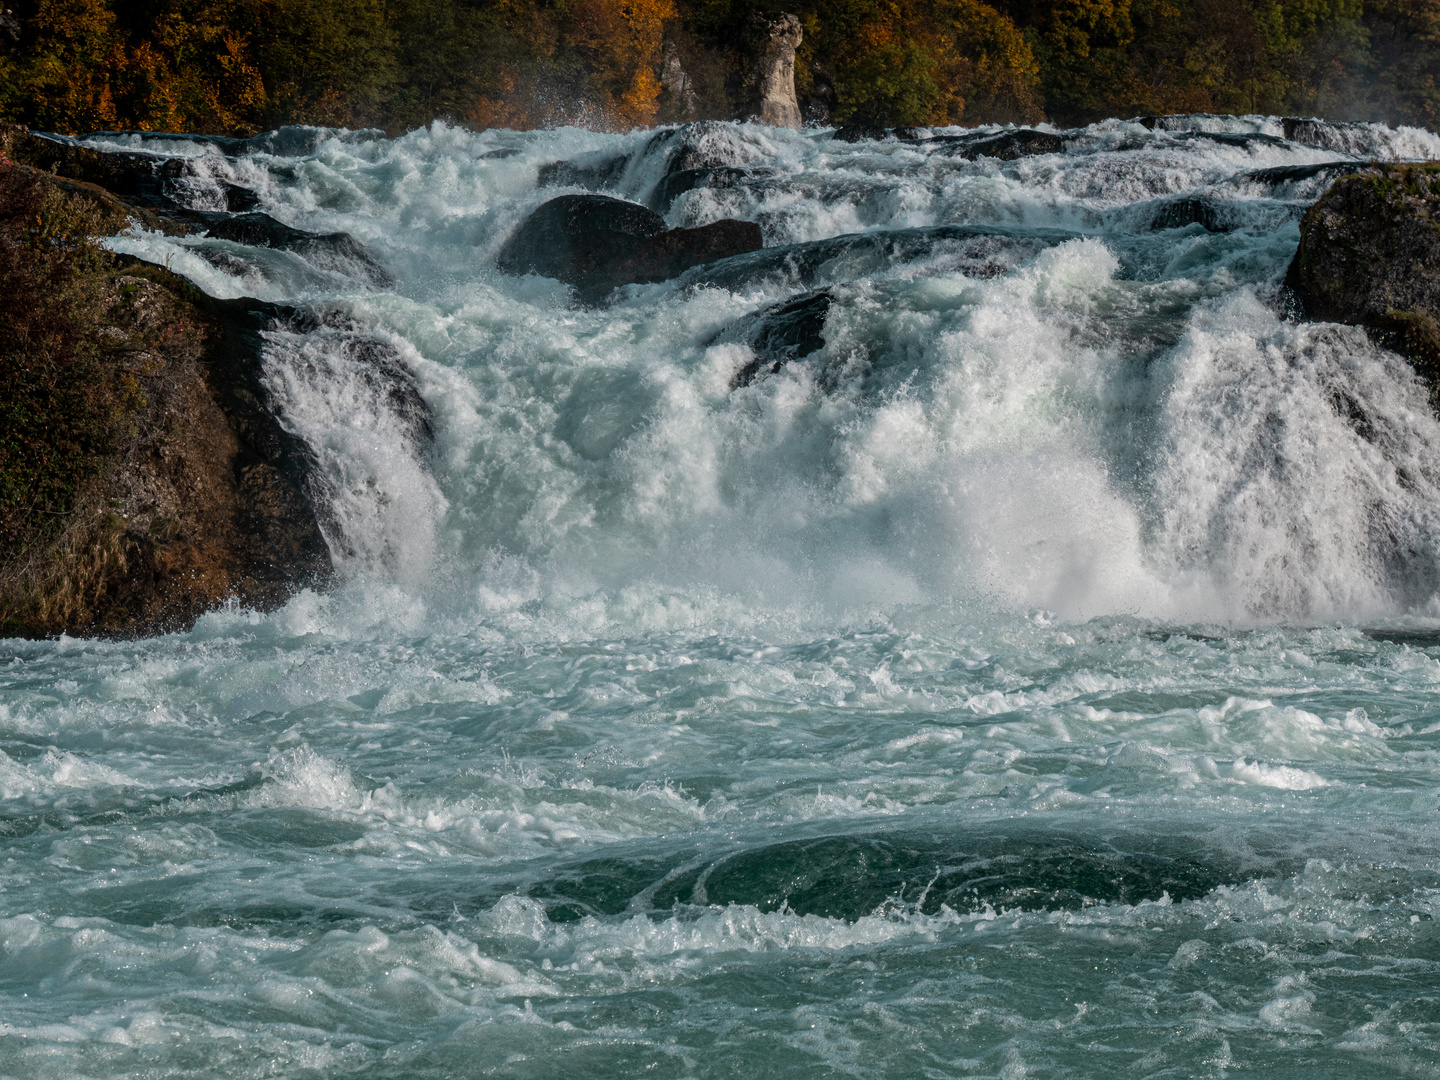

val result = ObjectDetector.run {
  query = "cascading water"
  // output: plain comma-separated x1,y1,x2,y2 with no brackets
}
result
3,116,1440,1078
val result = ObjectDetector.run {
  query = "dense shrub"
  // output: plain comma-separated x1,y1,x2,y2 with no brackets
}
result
0,0,1434,134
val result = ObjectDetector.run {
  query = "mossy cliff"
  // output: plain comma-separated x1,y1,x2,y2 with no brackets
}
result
0,125,330,638
1288,164,1440,399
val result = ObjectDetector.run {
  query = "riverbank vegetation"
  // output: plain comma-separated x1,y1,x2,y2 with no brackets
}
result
0,0,1435,134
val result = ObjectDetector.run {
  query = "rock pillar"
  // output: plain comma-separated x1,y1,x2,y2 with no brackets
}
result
755,15,803,129
662,42,698,119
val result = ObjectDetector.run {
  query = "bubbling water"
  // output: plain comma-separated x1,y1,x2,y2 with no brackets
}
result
93,116,1440,631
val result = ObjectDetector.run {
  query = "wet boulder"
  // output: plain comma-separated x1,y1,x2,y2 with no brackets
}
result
936,128,1064,161
833,123,890,143
1287,163,1440,389
1149,197,1235,233
538,122,771,213
1243,161,1364,188
647,122,773,210
537,149,634,192
731,290,833,387
668,121,765,174
1136,114,1189,130
1282,117,1383,156
16,130,261,211
650,165,759,213
497,194,763,301
832,125,928,144
171,210,392,286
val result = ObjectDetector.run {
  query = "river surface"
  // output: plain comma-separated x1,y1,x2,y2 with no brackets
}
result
4,116,1440,1078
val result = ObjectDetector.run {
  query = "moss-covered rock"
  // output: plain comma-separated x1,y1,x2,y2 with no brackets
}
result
0,146,331,639
1287,163,1440,397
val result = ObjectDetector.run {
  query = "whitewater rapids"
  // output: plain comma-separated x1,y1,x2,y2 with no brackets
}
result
2,115,1439,1077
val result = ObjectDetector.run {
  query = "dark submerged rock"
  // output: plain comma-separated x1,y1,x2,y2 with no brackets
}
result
677,224,1076,293
171,210,392,286
1185,130,1289,150
650,164,757,213
537,150,632,192
731,290,833,387
1150,196,1235,233
1243,161,1363,188
647,123,776,210
497,193,763,301
20,131,261,211
934,128,1064,161
1287,163,1440,394
833,123,890,143
1282,116,1381,155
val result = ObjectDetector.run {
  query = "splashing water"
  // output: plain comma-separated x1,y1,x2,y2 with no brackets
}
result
3,116,1440,1078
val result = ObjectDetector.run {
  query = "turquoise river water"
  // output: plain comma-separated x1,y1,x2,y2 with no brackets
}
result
3,115,1440,1078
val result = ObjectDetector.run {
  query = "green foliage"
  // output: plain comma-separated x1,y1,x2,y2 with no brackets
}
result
0,0,1435,141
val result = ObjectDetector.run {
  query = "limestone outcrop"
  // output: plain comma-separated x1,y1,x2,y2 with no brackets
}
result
1287,163,1440,393
753,15,803,129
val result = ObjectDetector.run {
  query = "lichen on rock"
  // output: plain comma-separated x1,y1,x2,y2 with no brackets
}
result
1287,163,1440,398
0,130,332,638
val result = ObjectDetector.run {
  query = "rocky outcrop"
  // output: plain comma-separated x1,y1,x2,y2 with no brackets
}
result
1281,117,1386,156
752,15,803,129
496,193,763,301
0,7,20,55
662,42,698,120
0,247,332,638
1287,163,1440,393
1243,161,1361,189
15,129,262,210
1,124,391,285
0,128,355,637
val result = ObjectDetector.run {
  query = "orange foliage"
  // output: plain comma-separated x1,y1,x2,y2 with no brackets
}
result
564,0,677,128
2,0,269,134
618,63,664,125
21,0,122,132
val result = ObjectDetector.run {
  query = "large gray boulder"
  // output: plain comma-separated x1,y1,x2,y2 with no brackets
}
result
1287,164,1440,393
496,194,763,302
